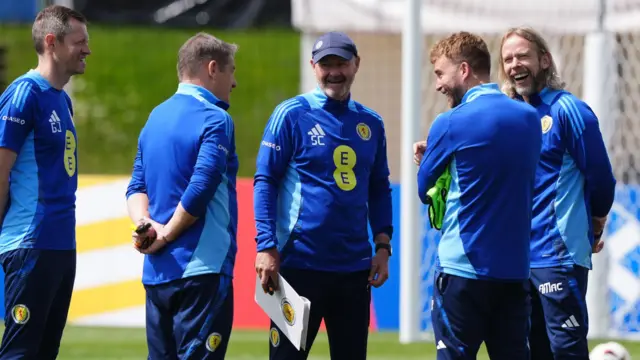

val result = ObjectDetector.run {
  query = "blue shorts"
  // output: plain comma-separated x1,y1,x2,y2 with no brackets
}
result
144,273,233,360
529,265,590,360
269,268,371,360
0,248,76,360
431,270,531,360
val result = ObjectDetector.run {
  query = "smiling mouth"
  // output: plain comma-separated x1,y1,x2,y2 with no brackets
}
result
513,73,529,82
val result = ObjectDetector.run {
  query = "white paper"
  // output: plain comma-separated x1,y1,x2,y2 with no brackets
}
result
255,274,311,351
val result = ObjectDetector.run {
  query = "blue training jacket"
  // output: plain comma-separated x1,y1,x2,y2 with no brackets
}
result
418,83,541,281
126,83,238,286
520,88,616,269
253,87,393,272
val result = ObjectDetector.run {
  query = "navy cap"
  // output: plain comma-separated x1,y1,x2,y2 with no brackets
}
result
311,32,358,64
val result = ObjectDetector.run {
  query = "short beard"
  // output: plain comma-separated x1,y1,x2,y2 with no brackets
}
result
515,70,546,97
448,85,466,108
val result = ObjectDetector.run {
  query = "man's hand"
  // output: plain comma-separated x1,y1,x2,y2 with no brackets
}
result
133,217,169,255
413,140,427,166
592,215,608,254
369,234,391,288
255,247,280,295
369,250,390,288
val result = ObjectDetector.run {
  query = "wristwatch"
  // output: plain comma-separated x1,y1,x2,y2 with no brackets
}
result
375,242,392,257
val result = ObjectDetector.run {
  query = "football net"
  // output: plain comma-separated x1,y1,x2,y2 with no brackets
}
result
295,0,640,342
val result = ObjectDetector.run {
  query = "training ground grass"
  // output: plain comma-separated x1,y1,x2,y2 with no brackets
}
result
0,326,638,359
0,24,300,176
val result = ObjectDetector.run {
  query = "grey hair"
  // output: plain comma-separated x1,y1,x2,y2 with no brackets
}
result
32,5,87,55
177,32,238,81
498,26,566,98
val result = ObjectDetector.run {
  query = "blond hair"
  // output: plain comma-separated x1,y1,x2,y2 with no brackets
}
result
498,27,565,98
430,31,491,76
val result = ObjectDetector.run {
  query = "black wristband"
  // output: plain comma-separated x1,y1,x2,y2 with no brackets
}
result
375,242,392,257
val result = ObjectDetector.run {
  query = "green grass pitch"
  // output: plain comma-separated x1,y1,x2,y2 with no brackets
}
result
1,326,637,359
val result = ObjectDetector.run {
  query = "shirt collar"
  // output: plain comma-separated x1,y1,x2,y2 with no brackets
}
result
514,87,555,106
176,83,230,110
312,86,356,111
25,69,58,92
461,83,503,104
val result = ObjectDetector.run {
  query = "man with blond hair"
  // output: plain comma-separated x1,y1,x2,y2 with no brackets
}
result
415,31,541,359
500,27,616,360
0,5,90,359
126,32,239,359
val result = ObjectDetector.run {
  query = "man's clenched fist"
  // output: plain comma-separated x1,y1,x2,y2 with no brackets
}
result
413,140,427,165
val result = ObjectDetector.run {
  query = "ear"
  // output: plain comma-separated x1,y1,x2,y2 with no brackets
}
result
309,59,315,70
44,33,57,51
354,56,361,71
207,60,218,77
540,53,551,70
459,62,471,80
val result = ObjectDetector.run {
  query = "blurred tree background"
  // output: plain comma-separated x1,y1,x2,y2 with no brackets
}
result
0,0,300,176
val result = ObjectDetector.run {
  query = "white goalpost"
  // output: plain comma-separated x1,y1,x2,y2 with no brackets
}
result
293,0,640,343
399,0,424,344
582,0,617,338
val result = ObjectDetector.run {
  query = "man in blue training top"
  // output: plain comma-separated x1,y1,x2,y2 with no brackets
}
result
0,5,90,359
500,27,616,360
415,31,541,360
126,33,238,360
253,31,393,360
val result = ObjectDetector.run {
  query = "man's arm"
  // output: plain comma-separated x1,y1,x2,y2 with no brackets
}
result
160,115,233,242
0,149,17,223
253,102,297,252
417,113,454,204
0,81,37,223
368,120,393,243
126,138,149,223
558,96,616,217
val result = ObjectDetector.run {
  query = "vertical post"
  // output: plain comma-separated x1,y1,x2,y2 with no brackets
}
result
584,0,615,340
399,0,422,344
300,33,315,93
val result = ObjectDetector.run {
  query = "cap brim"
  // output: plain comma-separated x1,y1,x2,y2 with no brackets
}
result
312,48,354,63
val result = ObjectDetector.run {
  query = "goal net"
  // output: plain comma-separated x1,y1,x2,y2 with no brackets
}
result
294,0,640,341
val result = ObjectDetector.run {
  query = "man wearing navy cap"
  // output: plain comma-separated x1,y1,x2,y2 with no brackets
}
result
254,31,393,359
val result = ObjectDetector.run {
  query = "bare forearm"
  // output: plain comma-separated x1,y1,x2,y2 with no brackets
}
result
126,193,150,223
163,203,198,242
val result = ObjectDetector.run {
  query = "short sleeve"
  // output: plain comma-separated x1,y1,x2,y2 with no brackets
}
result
0,81,37,154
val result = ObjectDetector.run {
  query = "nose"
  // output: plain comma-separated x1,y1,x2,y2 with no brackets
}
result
506,58,520,73
327,66,342,77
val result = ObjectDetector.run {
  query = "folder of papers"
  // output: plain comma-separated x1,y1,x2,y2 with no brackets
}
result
255,274,311,351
